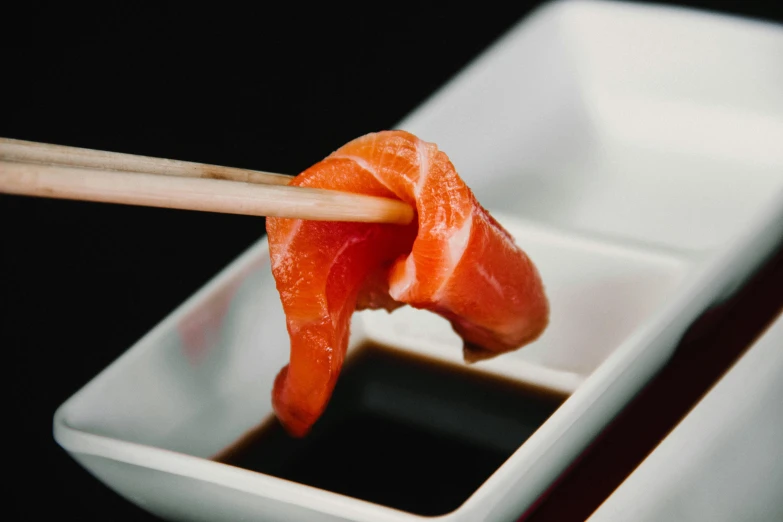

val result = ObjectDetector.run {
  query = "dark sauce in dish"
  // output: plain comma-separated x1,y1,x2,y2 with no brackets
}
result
213,341,568,517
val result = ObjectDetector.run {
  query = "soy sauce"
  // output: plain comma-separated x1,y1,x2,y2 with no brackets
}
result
213,342,568,516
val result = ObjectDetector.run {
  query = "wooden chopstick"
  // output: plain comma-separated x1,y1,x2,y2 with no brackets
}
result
0,138,415,225
0,137,294,185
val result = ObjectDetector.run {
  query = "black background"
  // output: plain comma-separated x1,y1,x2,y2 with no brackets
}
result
3,2,782,520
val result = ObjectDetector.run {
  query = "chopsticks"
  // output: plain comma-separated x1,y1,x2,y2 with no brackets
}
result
0,138,415,225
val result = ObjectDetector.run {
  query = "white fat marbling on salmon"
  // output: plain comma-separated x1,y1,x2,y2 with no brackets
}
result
331,154,393,193
448,214,473,265
430,214,474,301
414,139,430,198
476,264,504,296
388,255,417,300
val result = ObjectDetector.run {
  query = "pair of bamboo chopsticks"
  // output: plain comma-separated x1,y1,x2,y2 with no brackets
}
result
0,137,414,225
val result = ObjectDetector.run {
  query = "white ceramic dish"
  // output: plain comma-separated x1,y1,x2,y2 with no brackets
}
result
586,311,783,522
54,1,783,521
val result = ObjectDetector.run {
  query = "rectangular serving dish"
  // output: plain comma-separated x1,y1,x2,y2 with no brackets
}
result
587,311,783,522
54,1,783,521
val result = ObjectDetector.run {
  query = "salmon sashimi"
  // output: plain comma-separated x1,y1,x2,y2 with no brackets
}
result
266,130,549,437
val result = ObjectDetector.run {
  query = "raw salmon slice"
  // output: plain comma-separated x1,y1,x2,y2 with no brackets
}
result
266,130,549,437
